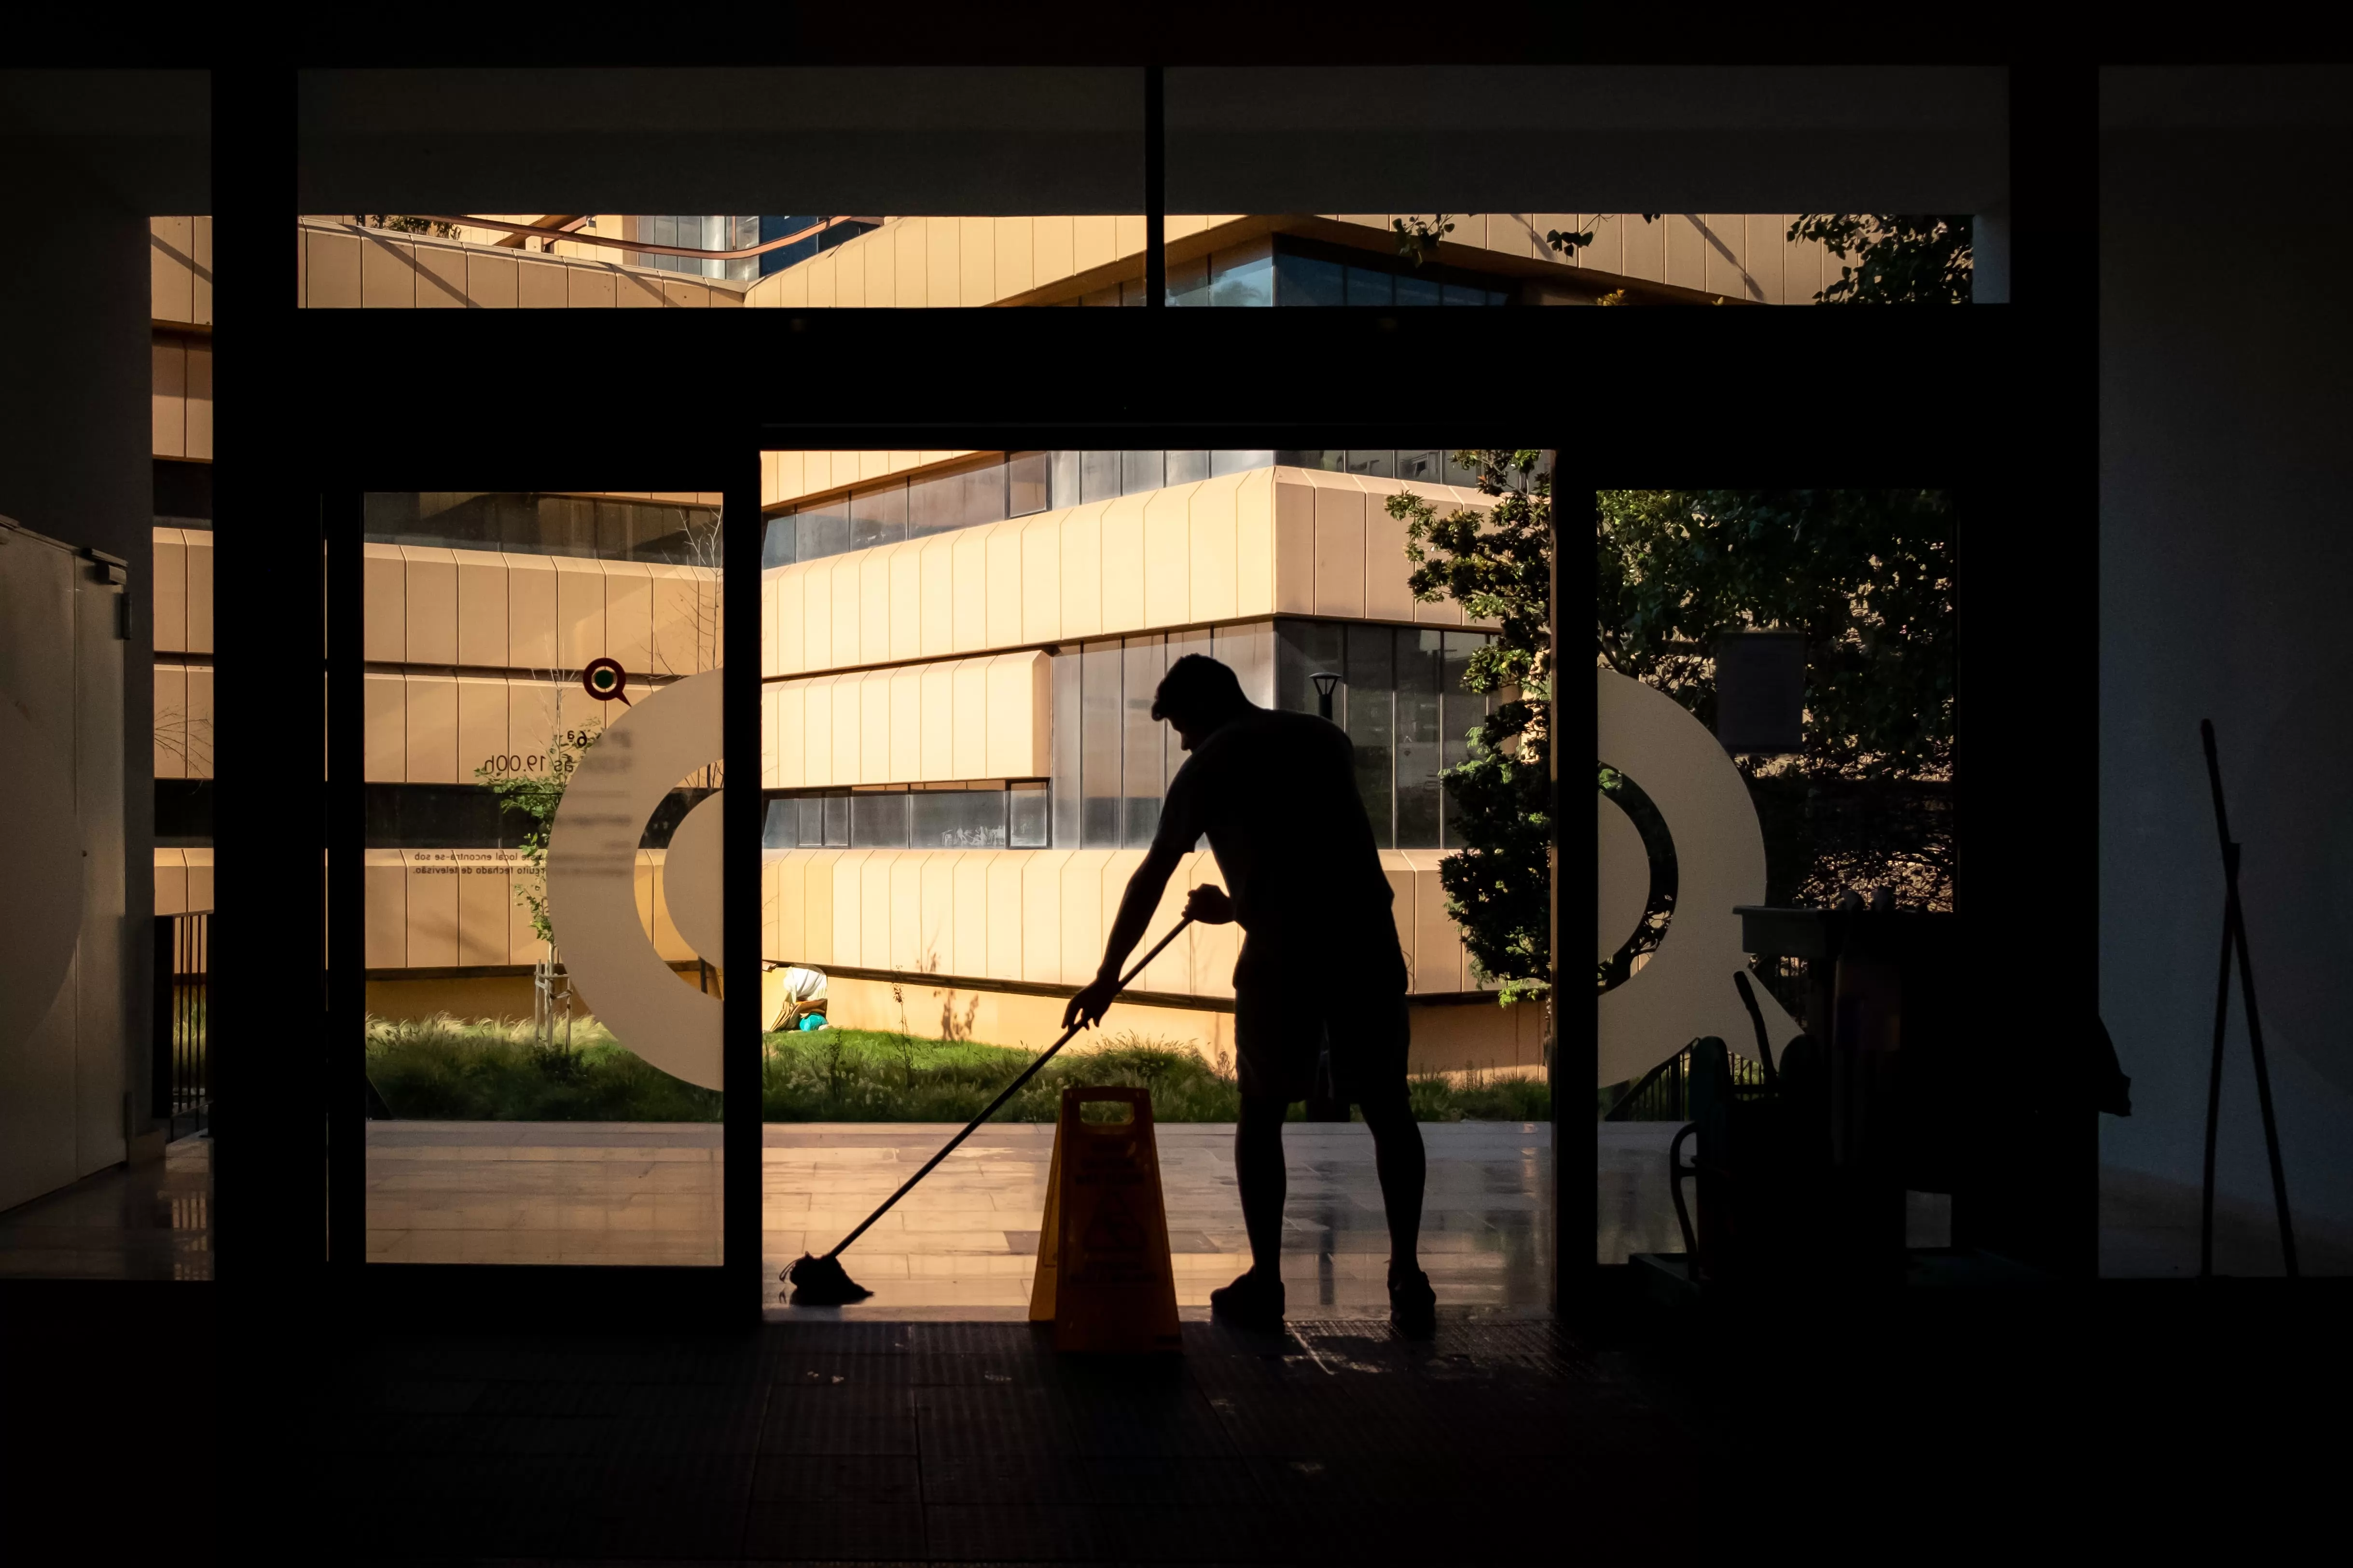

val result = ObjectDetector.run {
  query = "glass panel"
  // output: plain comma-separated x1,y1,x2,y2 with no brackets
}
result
911,788,1009,848
1212,620,1275,708
1007,450,1050,517
1210,449,1274,477
761,513,796,569
1167,253,1211,305
1348,451,1398,479
849,482,908,550
1122,635,1167,846
764,798,795,850
1396,274,1442,308
1441,282,1487,307
1345,265,1395,306
1080,451,1121,505
1275,618,1345,714
1010,782,1051,849
1398,449,1443,484
1442,450,1483,489
823,792,849,848
1440,631,1487,848
1121,451,1164,495
850,790,910,848
907,467,961,538
1080,638,1122,847
1051,648,1082,847
1051,449,1082,510
1275,450,1347,473
796,497,849,561
1396,629,1445,848
1165,450,1211,485
800,795,828,848
1344,623,1396,847
1163,628,1213,786
361,491,723,1269
1275,251,1345,305
1209,244,1274,308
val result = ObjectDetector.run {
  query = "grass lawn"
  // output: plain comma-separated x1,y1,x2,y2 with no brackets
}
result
364,1015,1551,1124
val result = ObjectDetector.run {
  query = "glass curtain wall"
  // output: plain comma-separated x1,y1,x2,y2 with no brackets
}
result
360,491,724,1268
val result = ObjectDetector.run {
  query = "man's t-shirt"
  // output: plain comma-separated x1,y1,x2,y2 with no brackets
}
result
1150,705,1409,992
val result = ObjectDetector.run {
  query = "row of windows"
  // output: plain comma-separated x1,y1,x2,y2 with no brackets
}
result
763,783,1051,851
361,783,713,849
1079,238,1519,309
639,215,761,280
1046,618,1493,852
364,493,722,564
765,448,1497,568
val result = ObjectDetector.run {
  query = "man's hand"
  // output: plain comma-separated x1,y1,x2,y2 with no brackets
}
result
1062,975,1120,1032
1183,884,1235,924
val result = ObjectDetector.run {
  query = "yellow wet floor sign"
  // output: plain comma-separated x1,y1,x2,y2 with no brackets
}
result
1028,1086,1182,1353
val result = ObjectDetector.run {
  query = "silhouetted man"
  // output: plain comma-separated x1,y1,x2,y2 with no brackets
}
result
1064,654,1435,1337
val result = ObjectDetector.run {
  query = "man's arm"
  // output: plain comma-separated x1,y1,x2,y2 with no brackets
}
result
1061,844,1185,1031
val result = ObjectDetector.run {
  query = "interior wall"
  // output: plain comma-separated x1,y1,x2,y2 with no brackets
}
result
2101,71,2353,1251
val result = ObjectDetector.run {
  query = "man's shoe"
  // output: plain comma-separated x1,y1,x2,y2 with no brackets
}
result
1389,1265,1436,1339
1210,1270,1285,1331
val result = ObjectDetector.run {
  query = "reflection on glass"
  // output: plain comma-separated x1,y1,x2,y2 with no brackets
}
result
1211,449,1275,478
1345,265,1395,306
1007,450,1050,517
850,790,910,848
1440,630,1485,848
1081,639,1121,847
1276,251,1346,306
911,787,1008,848
1122,636,1166,846
1010,783,1051,848
1122,451,1164,495
1210,246,1274,308
1052,649,1082,847
1345,623,1396,846
761,514,796,569
1081,450,1121,505
1167,253,1212,305
1348,450,1398,479
1396,274,1441,309
1166,450,1211,485
850,483,908,550
1396,630,1444,849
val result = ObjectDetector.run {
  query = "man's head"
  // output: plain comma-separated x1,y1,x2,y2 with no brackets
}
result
1153,654,1251,750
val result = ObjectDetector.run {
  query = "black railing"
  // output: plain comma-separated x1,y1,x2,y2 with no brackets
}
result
152,911,209,1139
1604,1037,1771,1121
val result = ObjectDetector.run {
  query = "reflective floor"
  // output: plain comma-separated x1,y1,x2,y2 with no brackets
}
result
0,1134,212,1280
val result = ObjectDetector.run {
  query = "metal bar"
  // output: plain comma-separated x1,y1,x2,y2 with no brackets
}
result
723,445,766,1320
381,214,880,261
1144,65,1165,308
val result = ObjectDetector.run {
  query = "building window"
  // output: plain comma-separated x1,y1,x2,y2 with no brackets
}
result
763,783,1051,851
364,783,709,849
363,492,720,565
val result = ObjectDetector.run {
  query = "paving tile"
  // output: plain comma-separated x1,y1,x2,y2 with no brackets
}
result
760,1386,918,1456
742,1500,927,1560
751,1452,922,1505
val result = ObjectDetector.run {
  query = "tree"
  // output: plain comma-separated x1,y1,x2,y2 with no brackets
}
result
1787,215,1973,304
476,699,600,949
1384,452,1553,1011
363,214,464,240
1594,490,1956,919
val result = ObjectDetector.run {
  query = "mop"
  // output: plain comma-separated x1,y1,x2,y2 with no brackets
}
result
784,915,1196,1306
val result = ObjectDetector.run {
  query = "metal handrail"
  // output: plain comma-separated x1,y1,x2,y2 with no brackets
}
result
373,214,883,261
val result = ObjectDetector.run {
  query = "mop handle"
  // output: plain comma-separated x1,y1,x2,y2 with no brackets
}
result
821,914,1198,1261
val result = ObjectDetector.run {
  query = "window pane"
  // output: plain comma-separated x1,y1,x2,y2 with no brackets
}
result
1051,449,1082,509
1275,251,1345,306
907,468,960,537
797,498,849,561
1052,649,1082,847
1008,451,1050,517
1167,253,1211,305
1347,450,1397,479
850,791,909,848
1010,783,1050,849
1441,282,1486,307
850,482,907,550
1442,450,1483,488
1209,248,1273,308
761,515,797,570
800,796,827,848
1209,449,1274,477
1080,451,1121,505
1396,274,1441,308
1165,449,1210,485
1275,619,1345,714
1345,265,1395,306
1398,449,1443,483
1344,624,1396,847
764,798,793,850
823,792,849,848
1441,632,1488,848
1212,620,1274,708
963,462,1008,529
1275,450,1347,473
1122,451,1164,495
1122,635,1167,847
1396,629,1444,848
1164,628,1212,786
912,788,1008,848
1081,638,1122,847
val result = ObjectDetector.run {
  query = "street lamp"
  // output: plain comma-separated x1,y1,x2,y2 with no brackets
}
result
1310,670,1341,720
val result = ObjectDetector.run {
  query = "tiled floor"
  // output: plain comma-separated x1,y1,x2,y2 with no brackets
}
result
0,1134,211,1279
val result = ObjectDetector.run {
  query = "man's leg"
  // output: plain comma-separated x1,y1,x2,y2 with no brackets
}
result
1234,1093,1289,1279
1357,1089,1426,1273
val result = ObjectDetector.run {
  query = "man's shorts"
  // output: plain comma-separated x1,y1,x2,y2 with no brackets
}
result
1231,984,1411,1106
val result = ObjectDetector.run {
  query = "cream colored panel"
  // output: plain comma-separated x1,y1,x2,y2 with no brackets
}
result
803,677,834,785
467,250,518,308
1271,476,1316,614
860,852,891,967
908,852,947,972
984,523,1023,650
833,675,863,788
986,651,1052,780
995,218,1033,299
986,853,1024,980
182,531,213,654
153,665,186,780
1410,853,1459,996
651,852,691,963
1022,851,1069,984
925,217,959,307
364,672,406,781
891,223,924,306
958,217,995,305
553,558,606,668
405,675,459,783
889,665,923,783
603,560,655,674
154,851,188,919
858,551,891,666
830,555,859,669
1058,852,1106,987
1188,474,1239,623
1098,494,1147,633
456,676,508,782
920,662,954,780
152,528,187,654
457,860,511,966
772,855,804,964
504,553,558,668
858,671,890,784
1665,214,1707,293
839,232,872,307
306,227,360,308
454,549,507,667
407,853,459,968
806,252,837,308
1059,503,1103,637
1313,482,1367,618
150,337,185,457
360,234,416,307
614,270,665,310
798,560,832,674
1020,510,1061,645
1072,215,1116,275
761,682,781,788
887,542,923,662
1362,480,1415,621
566,266,615,309
950,529,988,652
365,853,406,968
918,535,955,660
761,567,781,678
951,659,989,780
401,547,458,665
1234,468,1275,615
1115,213,1146,259
509,861,540,963
182,668,213,780
1379,853,1418,987
414,244,466,307
949,853,989,978
774,682,803,789
796,850,835,966
660,279,710,310
1142,486,1191,629
1139,853,1194,996
361,543,404,661
151,218,194,322
184,343,212,459
1034,216,1074,286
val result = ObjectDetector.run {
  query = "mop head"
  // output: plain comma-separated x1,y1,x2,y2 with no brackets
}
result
785,1252,872,1306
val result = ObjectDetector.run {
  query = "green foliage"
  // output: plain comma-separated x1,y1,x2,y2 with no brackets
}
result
1788,215,1973,305
363,215,464,240
1391,215,1456,267
474,720,598,945
362,1016,1550,1124
1385,452,1553,1007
